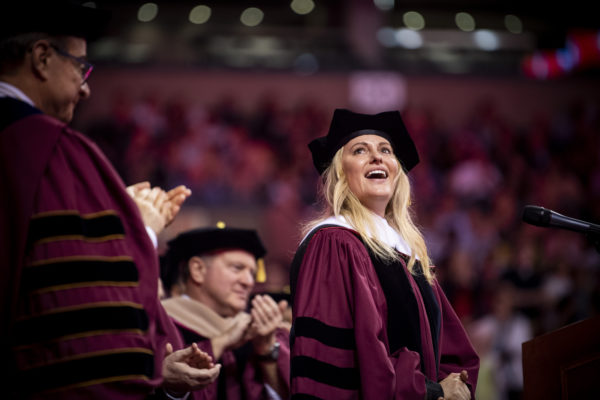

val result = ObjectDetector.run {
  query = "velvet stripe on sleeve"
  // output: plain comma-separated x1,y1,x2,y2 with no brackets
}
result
1,111,182,399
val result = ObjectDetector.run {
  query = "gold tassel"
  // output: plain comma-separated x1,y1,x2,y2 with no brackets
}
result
255,258,266,283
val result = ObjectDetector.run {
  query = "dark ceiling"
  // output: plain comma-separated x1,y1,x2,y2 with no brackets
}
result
87,1,600,77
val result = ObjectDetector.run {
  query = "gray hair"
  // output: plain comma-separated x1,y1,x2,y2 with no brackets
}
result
0,33,69,75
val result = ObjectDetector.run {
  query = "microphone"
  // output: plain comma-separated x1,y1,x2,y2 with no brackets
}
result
522,205,600,235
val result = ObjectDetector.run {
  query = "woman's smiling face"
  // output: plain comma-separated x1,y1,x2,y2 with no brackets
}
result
341,134,399,217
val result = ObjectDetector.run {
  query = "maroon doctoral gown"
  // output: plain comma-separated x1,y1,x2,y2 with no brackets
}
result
290,225,479,399
0,98,182,399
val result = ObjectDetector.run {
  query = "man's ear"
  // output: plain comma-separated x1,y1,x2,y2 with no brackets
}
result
29,40,52,81
188,256,207,285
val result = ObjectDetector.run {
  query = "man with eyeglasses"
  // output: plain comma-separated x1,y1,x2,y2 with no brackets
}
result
0,2,220,399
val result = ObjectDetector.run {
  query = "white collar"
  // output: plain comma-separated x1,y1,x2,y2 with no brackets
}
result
0,81,35,106
307,214,417,259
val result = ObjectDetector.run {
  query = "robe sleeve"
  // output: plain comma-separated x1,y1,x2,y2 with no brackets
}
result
434,280,480,398
291,227,430,399
274,328,291,387
4,119,176,399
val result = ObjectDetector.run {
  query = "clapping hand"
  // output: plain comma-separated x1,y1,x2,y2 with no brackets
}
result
126,182,191,234
249,295,286,356
162,342,221,395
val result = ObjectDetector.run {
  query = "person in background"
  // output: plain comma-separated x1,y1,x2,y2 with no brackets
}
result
290,109,480,399
0,2,219,398
471,283,532,400
161,225,290,400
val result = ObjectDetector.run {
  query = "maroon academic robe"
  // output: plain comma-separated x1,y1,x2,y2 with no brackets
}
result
173,319,290,400
290,226,479,399
0,98,182,399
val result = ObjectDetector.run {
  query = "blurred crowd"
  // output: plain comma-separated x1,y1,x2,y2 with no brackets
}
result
81,89,600,400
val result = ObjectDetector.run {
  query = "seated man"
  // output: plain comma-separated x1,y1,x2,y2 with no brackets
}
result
161,225,290,400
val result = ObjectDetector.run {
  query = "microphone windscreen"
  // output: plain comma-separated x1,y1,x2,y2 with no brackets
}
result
522,205,551,227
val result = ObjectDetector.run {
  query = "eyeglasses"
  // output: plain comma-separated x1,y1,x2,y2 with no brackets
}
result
50,44,94,84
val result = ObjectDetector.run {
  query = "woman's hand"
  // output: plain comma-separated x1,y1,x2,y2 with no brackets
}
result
438,370,470,400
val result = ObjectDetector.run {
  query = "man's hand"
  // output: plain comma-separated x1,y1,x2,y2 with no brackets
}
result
164,185,192,225
277,299,292,332
162,342,221,395
126,182,191,235
249,295,284,356
438,370,470,400
249,296,289,398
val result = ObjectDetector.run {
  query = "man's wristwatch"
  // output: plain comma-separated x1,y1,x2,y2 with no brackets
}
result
256,341,280,362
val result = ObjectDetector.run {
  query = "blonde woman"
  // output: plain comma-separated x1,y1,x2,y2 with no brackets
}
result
289,109,479,400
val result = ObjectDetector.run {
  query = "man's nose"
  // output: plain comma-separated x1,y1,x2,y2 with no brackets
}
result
240,269,254,286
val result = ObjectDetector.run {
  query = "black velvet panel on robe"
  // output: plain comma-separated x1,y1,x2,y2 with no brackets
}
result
0,97,42,131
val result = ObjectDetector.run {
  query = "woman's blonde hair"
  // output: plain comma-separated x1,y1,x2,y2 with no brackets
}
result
304,147,434,283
